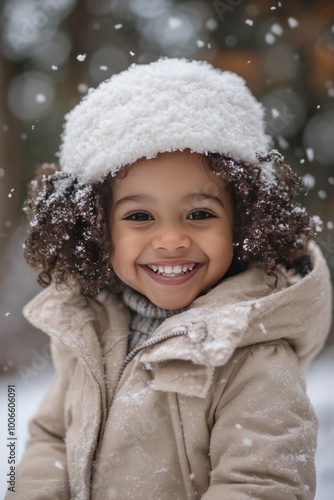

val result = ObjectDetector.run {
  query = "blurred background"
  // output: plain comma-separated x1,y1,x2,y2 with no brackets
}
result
1,0,334,367
0,0,333,495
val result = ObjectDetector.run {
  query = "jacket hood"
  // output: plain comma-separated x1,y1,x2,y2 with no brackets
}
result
23,242,332,377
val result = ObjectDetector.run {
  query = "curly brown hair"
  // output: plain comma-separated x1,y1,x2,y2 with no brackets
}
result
23,151,318,297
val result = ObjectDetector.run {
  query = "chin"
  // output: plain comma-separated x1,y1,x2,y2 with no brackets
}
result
149,294,193,311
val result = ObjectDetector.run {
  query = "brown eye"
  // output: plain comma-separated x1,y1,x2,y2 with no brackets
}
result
188,210,215,220
124,211,153,221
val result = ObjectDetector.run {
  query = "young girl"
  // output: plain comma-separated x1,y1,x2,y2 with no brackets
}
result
12,58,332,499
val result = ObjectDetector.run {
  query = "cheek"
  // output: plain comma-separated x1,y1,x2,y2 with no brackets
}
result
109,225,125,266
110,247,137,283
109,229,143,281
206,231,233,266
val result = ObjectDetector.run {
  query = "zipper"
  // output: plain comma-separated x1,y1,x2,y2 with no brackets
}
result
113,329,188,397
92,329,188,474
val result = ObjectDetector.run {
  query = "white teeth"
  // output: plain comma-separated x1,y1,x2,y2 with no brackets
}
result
147,263,196,276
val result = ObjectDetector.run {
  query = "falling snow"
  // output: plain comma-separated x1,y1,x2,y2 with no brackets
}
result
36,94,46,103
302,174,316,189
312,215,323,232
288,17,299,29
271,23,283,36
318,190,327,200
271,108,280,118
306,148,314,161
265,33,276,45
78,83,89,94
168,17,183,29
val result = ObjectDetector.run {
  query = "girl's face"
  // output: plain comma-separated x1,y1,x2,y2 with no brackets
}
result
109,151,234,309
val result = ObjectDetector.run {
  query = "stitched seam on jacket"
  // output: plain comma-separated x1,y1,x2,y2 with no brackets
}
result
168,392,197,499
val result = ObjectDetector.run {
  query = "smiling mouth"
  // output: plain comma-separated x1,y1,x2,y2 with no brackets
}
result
145,263,198,277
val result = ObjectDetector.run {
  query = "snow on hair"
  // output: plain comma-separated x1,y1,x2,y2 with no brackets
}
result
23,153,317,297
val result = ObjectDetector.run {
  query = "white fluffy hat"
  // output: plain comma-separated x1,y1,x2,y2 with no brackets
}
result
59,58,272,184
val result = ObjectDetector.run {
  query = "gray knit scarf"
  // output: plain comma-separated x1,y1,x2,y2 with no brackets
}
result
122,287,186,354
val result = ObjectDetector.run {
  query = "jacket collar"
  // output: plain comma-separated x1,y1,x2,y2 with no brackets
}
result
138,242,332,370
23,243,332,384
22,284,130,388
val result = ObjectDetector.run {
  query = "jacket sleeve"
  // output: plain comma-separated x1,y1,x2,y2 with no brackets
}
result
202,341,317,500
8,340,76,500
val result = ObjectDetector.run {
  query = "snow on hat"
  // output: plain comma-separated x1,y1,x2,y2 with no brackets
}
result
59,57,272,184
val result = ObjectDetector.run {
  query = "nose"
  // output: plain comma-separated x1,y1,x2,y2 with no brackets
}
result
151,223,191,253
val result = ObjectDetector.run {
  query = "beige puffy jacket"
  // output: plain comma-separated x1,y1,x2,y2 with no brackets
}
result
12,243,332,499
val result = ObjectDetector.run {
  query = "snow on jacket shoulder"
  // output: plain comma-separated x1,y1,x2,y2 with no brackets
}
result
11,242,332,499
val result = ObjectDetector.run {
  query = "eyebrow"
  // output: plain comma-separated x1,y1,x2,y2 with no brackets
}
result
114,192,226,210
186,193,225,208
114,194,153,210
